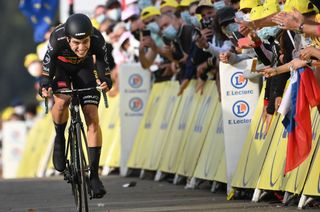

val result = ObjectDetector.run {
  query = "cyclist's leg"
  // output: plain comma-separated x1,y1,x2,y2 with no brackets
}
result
51,64,71,172
75,66,106,197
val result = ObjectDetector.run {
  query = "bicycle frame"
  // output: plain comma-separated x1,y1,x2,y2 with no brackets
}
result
63,89,94,212
46,86,107,212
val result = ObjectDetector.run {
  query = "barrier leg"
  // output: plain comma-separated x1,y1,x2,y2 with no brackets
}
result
298,195,307,209
102,166,112,176
282,191,290,204
185,177,197,189
154,170,165,181
139,169,145,179
173,174,184,185
252,188,262,202
211,181,218,193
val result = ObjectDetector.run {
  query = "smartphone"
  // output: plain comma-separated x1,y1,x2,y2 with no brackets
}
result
251,58,258,72
142,29,151,37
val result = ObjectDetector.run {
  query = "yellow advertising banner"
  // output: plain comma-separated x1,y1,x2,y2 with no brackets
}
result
257,116,288,191
176,81,219,177
100,95,120,167
127,82,166,168
283,110,320,194
158,80,200,173
231,84,281,189
142,81,181,170
17,114,55,177
193,103,226,182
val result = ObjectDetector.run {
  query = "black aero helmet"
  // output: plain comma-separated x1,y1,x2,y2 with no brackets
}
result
65,13,93,39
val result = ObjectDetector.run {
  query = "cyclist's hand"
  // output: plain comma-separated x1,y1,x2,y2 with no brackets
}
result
41,87,53,98
39,76,52,98
97,75,112,91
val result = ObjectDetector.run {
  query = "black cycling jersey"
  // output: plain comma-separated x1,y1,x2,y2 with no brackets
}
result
42,24,115,80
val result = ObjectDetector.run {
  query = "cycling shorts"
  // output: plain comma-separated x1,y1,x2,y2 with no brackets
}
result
52,58,100,106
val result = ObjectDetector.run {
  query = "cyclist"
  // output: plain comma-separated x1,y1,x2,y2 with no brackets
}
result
39,13,115,198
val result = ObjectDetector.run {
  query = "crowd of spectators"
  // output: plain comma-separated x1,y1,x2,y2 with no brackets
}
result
1,0,320,177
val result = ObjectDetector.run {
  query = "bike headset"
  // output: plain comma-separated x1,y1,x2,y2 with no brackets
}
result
65,13,93,39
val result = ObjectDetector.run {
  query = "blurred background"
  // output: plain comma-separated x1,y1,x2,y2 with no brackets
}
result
0,1,37,110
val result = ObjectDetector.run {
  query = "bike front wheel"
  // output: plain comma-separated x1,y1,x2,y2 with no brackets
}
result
73,123,89,212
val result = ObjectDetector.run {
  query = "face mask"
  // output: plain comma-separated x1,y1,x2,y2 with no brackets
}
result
162,24,178,40
125,22,131,31
96,14,106,24
279,4,285,11
138,0,152,9
180,11,192,25
190,16,201,28
213,1,225,10
257,26,280,41
27,62,42,77
222,22,239,36
146,22,160,34
235,11,250,21
107,8,121,21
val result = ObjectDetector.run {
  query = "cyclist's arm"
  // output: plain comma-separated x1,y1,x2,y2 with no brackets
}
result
93,30,115,76
42,31,60,80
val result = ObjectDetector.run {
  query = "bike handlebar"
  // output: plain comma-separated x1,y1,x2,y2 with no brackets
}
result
45,86,109,114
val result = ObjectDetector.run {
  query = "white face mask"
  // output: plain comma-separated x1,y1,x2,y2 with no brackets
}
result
107,8,121,21
27,62,42,77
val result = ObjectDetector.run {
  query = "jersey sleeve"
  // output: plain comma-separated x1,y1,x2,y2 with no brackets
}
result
42,31,59,79
93,30,115,78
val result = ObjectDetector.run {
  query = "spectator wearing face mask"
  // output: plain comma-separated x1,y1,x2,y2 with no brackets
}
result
158,12,195,92
105,0,122,22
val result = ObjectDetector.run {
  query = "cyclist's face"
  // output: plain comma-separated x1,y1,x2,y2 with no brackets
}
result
68,36,91,58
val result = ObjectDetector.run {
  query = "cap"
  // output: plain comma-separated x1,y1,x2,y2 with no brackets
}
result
249,6,264,20
105,0,121,9
1,107,14,121
216,7,236,25
118,31,131,48
91,18,100,29
160,0,179,9
195,0,213,14
284,0,316,14
263,3,280,17
125,0,138,6
24,53,39,68
140,6,161,21
179,0,191,8
239,0,260,11
310,0,320,12
121,5,140,21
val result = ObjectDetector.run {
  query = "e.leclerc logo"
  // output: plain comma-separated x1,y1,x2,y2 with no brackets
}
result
232,100,250,118
128,74,143,88
129,97,143,112
231,72,248,89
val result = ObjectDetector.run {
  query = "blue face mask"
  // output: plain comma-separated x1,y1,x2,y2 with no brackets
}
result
146,22,160,34
162,24,178,40
257,26,280,41
107,8,121,21
190,16,201,28
125,22,131,31
213,1,225,10
180,11,192,25
138,0,152,9
223,22,239,36
96,14,106,24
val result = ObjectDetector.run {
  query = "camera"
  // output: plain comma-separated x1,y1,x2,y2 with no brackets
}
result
142,29,151,37
201,18,214,29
